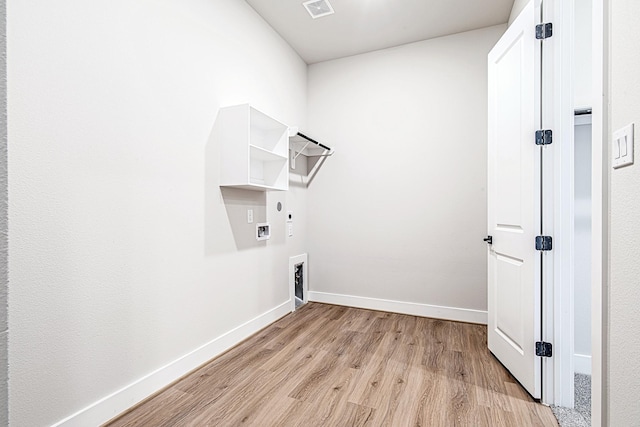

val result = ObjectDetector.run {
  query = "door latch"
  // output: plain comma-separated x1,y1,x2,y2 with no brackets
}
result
483,236,493,245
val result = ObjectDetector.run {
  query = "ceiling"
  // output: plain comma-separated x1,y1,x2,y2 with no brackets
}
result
245,0,514,64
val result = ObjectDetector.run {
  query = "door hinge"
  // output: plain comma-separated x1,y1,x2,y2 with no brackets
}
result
536,341,553,357
536,23,553,39
535,236,553,251
535,129,553,145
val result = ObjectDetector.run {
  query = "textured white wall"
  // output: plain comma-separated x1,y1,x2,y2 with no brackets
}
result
609,0,640,424
306,25,505,317
609,0,640,423
7,1,307,425
0,0,6,424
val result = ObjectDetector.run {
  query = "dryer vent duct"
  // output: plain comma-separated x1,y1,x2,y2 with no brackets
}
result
303,0,335,19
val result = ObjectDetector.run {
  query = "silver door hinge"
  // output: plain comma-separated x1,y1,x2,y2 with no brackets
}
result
535,236,552,251
536,23,553,39
535,129,553,145
536,341,553,357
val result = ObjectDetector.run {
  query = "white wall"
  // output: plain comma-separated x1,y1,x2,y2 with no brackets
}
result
7,1,307,425
0,0,6,424
609,0,640,424
306,25,506,323
509,0,531,26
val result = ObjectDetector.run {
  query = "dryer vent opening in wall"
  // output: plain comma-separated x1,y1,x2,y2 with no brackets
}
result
294,263,304,308
289,254,308,310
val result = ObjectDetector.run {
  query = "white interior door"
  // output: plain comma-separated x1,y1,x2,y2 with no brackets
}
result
487,0,542,399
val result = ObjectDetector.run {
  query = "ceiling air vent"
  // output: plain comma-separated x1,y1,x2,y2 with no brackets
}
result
302,0,335,19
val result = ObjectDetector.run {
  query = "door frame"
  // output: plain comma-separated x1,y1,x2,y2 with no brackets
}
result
544,0,608,424
542,0,574,408
497,0,564,404
589,0,608,424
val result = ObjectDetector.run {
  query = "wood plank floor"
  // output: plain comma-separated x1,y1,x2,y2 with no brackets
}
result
105,303,558,427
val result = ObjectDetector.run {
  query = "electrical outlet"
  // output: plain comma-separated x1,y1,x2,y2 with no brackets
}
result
247,209,254,224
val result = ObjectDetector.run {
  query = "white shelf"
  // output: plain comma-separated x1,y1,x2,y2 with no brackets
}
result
223,183,284,191
218,104,289,191
250,145,287,162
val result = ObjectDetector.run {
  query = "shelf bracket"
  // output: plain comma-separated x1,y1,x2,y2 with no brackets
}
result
293,140,312,161
291,140,311,169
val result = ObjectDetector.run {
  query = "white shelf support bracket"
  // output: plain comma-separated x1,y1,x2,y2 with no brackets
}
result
290,148,295,170
290,140,310,170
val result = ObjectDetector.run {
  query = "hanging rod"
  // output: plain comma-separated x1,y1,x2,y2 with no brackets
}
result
574,108,592,116
295,132,332,151
290,131,334,164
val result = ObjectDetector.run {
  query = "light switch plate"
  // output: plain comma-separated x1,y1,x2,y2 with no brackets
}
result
613,123,634,169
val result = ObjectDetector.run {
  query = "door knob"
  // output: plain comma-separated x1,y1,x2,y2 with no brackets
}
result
483,236,493,244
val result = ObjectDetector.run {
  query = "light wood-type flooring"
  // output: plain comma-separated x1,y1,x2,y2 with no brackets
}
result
106,303,558,427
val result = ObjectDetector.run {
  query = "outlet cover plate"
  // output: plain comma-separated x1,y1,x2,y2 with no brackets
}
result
613,123,634,169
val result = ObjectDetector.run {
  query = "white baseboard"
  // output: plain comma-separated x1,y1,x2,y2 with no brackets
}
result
574,353,592,375
308,291,487,325
52,300,293,427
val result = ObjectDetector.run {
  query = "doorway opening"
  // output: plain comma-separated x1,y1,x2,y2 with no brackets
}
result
556,0,594,422
571,111,592,423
